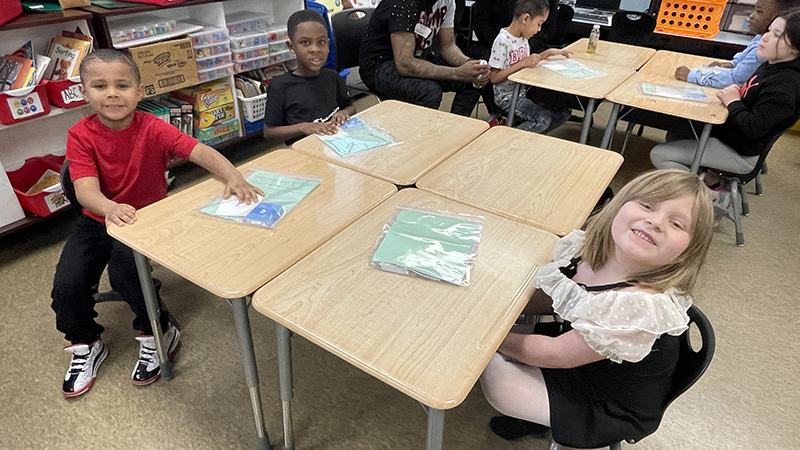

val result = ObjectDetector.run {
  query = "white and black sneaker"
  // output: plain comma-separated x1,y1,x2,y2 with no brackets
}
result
131,324,180,386
63,338,107,398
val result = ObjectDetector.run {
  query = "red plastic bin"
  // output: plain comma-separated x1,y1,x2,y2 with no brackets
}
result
0,1,22,27
43,77,87,109
0,83,51,125
6,154,70,217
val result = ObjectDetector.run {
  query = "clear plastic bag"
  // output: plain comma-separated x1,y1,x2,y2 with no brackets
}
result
197,168,321,228
368,206,484,286
315,117,401,157
636,81,709,103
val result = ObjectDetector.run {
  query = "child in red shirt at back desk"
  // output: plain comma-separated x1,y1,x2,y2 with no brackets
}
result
52,49,263,398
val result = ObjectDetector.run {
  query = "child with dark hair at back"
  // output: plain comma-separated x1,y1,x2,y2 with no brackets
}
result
674,0,799,87
481,170,715,445
262,10,356,146
53,49,263,398
652,9,800,181
488,0,572,134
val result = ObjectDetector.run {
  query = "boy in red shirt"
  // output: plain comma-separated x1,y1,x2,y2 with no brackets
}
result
52,49,263,397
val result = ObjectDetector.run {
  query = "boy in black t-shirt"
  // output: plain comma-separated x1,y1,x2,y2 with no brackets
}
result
262,10,356,145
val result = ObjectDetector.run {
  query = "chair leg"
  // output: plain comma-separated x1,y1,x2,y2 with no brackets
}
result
547,439,562,450
610,442,623,450
761,161,768,174
755,172,763,196
740,181,750,216
730,179,744,246
637,124,644,136
620,122,635,156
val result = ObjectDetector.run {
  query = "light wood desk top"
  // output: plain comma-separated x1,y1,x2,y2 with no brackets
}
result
508,57,635,99
252,188,559,410
108,149,397,299
291,100,489,186
637,50,727,76
417,127,623,236
605,70,728,124
564,38,656,70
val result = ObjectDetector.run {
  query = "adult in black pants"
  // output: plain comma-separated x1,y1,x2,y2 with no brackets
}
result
358,0,490,116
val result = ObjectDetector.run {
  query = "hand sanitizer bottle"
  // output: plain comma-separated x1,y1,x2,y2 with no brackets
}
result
587,24,600,54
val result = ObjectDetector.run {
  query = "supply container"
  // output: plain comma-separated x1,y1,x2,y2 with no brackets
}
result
5,154,70,217
42,76,86,109
0,84,51,125
655,0,728,38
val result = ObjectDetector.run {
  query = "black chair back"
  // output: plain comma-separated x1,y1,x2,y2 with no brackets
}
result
666,305,716,407
331,8,375,72
59,160,82,215
715,129,787,184
551,4,574,47
609,11,656,46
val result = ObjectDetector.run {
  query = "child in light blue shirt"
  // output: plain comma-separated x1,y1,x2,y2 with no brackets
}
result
674,0,796,87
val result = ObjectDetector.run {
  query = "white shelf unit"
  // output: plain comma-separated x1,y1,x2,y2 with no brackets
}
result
0,18,94,172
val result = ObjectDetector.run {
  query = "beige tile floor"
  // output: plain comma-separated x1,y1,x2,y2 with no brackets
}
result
1,95,798,450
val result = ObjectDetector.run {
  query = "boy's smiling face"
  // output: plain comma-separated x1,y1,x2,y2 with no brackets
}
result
288,21,330,76
80,60,144,130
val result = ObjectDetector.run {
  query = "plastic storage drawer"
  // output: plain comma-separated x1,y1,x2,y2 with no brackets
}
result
232,44,270,61
198,64,234,83
194,41,231,59
229,31,270,49
196,53,233,70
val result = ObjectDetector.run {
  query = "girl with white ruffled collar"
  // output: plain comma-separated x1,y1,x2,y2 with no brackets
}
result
480,170,715,447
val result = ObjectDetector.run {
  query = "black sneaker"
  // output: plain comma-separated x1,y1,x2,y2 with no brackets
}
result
131,324,180,386
63,338,107,398
489,415,551,441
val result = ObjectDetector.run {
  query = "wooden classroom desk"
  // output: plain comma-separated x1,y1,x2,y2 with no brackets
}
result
251,188,559,450
506,59,635,145
108,149,396,450
601,50,729,172
637,49,728,76
291,99,489,186
564,38,657,70
417,126,623,236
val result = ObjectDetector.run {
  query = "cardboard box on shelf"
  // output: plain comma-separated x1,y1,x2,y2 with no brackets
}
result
130,38,199,97
172,79,234,112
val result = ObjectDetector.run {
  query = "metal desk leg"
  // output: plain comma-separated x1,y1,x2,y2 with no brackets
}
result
579,98,597,145
689,123,713,173
506,84,521,127
132,251,172,381
425,406,445,450
276,323,294,450
231,297,272,450
600,103,621,150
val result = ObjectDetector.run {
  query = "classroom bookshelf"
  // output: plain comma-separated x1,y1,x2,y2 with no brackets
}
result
0,0,304,238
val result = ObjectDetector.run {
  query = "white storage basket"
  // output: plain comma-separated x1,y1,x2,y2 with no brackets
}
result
237,92,268,122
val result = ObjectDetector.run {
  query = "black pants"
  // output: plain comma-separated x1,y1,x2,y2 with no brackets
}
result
51,215,170,344
361,59,483,117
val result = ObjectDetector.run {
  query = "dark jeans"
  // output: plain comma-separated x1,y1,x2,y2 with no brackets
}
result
51,215,170,344
361,59,483,117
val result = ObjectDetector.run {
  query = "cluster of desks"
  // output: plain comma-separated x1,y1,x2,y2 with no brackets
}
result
107,40,726,450
508,39,729,171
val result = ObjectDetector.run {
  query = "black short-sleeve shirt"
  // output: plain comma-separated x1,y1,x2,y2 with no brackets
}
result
263,68,353,127
359,0,456,75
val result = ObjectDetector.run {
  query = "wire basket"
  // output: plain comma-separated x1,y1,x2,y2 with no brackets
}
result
655,0,728,38
237,92,267,122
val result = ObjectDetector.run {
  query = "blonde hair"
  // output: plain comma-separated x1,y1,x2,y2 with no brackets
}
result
580,169,714,295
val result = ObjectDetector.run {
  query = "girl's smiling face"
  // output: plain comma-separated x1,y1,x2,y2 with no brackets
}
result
610,196,695,272
757,17,800,63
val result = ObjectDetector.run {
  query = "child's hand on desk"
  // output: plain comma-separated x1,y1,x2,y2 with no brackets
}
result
331,110,350,126
520,53,542,68
223,174,264,205
105,203,137,227
708,61,734,69
541,49,572,60
717,85,741,106
675,66,690,81
304,122,338,136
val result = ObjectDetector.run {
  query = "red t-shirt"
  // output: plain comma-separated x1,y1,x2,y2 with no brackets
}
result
66,111,197,223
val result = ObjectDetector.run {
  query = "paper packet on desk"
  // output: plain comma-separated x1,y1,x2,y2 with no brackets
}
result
368,206,484,286
539,59,606,79
198,168,321,228
638,81,709,103
316,117,399,157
